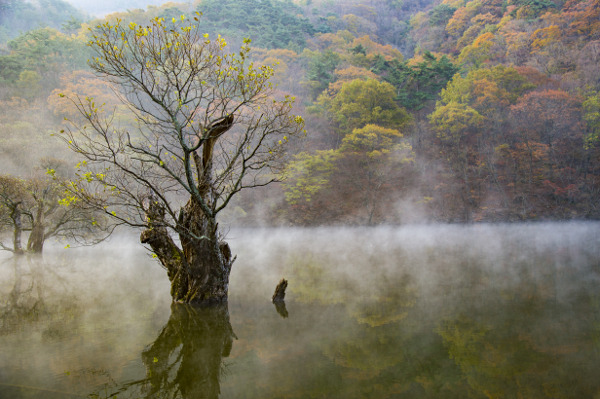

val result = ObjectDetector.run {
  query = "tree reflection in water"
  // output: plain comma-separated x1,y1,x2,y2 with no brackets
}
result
0,256,75,337
0,258,45,335
108,303,236,399
2,225,600,398
273,300,289,318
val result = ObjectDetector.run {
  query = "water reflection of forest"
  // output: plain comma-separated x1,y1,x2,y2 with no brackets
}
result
1,226,599,398
119,243,600,398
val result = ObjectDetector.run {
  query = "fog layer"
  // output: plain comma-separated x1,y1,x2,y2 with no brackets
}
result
0,223,598,398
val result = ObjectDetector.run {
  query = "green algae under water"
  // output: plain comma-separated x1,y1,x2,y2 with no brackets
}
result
0,223,599,398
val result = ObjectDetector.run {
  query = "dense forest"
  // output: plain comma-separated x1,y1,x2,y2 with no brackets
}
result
1,0,599,243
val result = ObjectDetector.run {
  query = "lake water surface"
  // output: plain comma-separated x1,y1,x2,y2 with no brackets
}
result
1,223,599,398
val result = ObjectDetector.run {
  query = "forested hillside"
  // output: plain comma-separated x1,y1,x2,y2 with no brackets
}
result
0,0,86,44
1,0,599,228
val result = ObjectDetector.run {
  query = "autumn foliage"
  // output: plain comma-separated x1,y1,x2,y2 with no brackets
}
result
1,0,600,228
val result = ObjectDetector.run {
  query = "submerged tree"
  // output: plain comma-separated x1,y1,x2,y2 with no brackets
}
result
0,172,109,254
59,15,304,304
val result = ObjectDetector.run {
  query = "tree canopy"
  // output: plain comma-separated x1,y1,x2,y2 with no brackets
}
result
59,14,304,303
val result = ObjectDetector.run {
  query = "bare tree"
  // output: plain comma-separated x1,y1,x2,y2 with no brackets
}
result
0,173,110,254
59,15,304,304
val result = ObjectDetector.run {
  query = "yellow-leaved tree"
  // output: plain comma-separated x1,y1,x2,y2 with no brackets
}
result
59,14,304,304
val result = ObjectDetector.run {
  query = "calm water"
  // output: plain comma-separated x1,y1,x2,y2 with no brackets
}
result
1,223,599,398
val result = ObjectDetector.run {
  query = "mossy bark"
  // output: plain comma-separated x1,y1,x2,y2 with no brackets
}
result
177,199,233,304
140,200,233,305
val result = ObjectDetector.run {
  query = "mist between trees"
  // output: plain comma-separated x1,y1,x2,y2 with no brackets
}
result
1,0,600,256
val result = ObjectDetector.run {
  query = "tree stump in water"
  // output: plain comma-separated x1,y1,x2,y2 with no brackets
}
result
272,278,288,302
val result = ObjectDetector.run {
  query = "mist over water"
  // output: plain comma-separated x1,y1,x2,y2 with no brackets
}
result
229,222,600,301
0,222,599,398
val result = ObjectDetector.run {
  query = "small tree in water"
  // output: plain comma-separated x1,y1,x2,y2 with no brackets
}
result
59,15,304,304
0,171,110,255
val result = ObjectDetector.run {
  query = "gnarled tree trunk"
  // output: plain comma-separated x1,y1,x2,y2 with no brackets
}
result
140,199,233,305
141,118,235,305
177,199,233,304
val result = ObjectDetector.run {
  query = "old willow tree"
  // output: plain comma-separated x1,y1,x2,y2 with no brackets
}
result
59,15,304,304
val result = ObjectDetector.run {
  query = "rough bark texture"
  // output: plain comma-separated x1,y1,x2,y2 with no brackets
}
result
141,199,190,302
176,198,233,304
